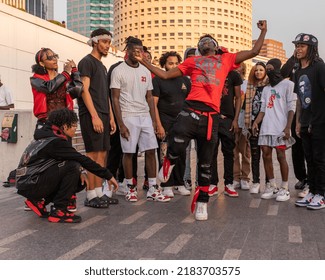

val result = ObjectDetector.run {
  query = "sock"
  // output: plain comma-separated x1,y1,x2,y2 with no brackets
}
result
281,181,288,190
269,178,276,188
86,189,97,201
95,186,104,198
148,178,157,187
126,178,133,186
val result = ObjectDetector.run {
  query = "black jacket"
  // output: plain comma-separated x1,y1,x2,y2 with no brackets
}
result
16,122,113,190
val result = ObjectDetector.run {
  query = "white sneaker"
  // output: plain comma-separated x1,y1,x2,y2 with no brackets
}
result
240,180,250,190
233,180,240,189
224,184,239,197
298,184,309,198
174,185,191,196
147,186,171,202
261,185,278,199
116,183,128,196
163,187,174,198
195,202,208,221
158,158,175,183
276,188,290,202
208,185,218,197
125,188,138,202
250,183,260,194
295,192,314,207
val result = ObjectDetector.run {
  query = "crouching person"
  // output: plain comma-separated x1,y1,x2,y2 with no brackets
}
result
16,108,118,223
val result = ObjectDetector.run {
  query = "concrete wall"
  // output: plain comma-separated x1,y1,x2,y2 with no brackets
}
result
0,3,124,180
0,110,36,181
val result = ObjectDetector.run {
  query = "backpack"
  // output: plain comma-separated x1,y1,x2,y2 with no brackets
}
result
2,169,16,188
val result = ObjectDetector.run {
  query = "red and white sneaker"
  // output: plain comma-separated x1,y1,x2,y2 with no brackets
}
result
158,157,175,183
67,194,77,212
224,184,239,197
147,185,171,202
125,185,138,202
208,185,218,197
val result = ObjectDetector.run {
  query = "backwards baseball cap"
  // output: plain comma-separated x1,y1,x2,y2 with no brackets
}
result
292,33,318,47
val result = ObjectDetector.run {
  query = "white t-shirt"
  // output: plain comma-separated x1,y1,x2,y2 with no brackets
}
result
0,85,13,106
259,79,297,136
110,62,153,117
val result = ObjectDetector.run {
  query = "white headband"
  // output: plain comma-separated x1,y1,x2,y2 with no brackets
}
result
87,34,112,46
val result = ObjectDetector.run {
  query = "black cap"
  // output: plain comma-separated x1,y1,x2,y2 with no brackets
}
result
292,33,318,47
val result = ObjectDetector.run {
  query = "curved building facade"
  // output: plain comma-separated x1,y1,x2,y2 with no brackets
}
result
113,0,252,58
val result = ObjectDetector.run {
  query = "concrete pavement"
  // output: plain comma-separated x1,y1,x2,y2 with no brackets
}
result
0,149,324,260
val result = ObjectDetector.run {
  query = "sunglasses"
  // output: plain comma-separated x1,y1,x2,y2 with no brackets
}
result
45,54,59,61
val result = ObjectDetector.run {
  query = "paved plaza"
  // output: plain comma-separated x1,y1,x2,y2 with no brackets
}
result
0,148,324,260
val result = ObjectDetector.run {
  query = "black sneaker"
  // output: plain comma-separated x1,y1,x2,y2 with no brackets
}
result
48,206,81,223
100,194,119,205
67,194,77,212
25,199,48,218
84,197,109,208
295,179,306,190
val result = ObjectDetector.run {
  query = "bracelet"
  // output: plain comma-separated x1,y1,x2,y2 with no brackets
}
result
81,170,87,175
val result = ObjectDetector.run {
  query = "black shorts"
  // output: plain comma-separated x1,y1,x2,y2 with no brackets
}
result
79,112,110,153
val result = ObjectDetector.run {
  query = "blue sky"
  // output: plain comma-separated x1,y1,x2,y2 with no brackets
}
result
54,0,325,58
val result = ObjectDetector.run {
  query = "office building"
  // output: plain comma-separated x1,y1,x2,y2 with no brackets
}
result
0,0,25,9
67,0,114,37
253,38,287,64
25,0,53,20
113,0,253,58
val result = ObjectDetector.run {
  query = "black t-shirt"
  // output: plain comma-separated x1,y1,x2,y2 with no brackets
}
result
153,76,191,131
252,86,265,121
294,61,325,127
77,54,109,115
220,70,242,119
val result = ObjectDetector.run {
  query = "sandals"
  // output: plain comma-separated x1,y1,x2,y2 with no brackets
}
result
84,197,108,208
100,194,119,205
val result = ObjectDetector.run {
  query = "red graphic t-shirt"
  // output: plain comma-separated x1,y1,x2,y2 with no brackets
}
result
178,53,238,112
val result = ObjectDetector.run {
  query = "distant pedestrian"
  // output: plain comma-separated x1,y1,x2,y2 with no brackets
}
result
0,76,14,110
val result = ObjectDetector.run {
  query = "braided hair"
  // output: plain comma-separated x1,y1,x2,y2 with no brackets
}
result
306,45,322,65
123,36,143,50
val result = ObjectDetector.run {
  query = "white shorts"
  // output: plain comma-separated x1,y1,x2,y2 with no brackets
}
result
120,115,158,153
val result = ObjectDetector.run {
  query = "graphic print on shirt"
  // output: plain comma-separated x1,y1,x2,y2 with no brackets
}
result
141,76,147,82
194,56,221,86
252,88,263,118
298,74,312,109
267,89,280,109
